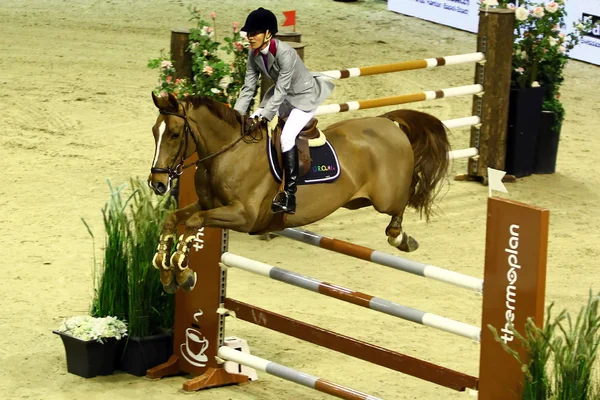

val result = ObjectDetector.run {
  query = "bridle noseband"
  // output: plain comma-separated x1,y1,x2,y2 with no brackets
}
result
150,101,258,181
150,106,197,180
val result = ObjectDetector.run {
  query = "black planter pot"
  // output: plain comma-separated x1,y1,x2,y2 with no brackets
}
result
53,330,120,378
505,86,547,178
534,111,561,174
117,330,173,376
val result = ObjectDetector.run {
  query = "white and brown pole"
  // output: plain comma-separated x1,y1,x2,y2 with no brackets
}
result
320,52,484,79
316,84,483,116
218,347,382,400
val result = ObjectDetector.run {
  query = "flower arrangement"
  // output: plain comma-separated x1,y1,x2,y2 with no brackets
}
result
55,315,127,343
480,0,597,128
147,7,250,108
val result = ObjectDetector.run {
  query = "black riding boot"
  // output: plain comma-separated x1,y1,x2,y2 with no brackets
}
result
271,146,299,214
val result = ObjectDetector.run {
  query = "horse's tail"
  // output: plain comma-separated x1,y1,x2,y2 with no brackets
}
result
380,109,450,222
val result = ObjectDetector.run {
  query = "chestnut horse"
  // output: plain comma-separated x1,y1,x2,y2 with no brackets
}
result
148,92,450,293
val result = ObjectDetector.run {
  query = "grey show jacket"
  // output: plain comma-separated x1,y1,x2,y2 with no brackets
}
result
233,39,334,121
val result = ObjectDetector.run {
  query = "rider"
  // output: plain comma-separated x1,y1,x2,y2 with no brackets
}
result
233,7,334,214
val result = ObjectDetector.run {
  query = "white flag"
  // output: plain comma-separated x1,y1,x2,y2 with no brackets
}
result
487,167,508,197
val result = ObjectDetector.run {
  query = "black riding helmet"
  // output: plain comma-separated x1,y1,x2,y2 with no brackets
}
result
241,7,278,36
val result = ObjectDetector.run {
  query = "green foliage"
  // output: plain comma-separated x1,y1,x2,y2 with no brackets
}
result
147,7,251,109
83,178,176,337
480,0,597,129
488,290,600,399
542,96,565,130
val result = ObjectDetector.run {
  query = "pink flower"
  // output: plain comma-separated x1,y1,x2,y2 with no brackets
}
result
545,1,559,13
160,60,173,69
234,42,243,51
203,66,214,75
515,67,524,74
230,64,235,72
558,46,566,54
159,91,168,97
207,27,213,33
203,50,209,56
175,78,182,85
532,6,545,18
166,76,172,83
210,12,216,19
233,22,239,28
552,24,560,31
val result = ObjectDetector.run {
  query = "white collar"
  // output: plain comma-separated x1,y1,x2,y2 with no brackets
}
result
260,40,271,55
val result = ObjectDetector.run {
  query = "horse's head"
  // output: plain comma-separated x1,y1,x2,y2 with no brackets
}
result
148,92,195,195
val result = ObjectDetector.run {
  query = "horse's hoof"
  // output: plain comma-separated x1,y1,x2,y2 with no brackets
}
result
178,269,197,292
398,233,419,252
163,280,179,294
259,233,277,241
160,269,178,293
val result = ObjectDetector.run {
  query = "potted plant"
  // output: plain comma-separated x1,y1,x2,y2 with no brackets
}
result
77,178,176,377
53,315,127,378
480,0,595,177
117,178,176,377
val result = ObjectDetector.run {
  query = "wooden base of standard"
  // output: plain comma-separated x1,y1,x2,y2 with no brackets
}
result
146,354,180,379
182,368,249,391
146,356,249,391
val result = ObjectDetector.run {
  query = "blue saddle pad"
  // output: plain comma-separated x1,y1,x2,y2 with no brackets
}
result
267,137,341,185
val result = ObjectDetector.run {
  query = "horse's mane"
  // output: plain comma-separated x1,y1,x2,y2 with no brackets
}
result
183,95,242,128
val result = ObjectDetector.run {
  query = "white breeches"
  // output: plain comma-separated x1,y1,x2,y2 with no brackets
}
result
252,107,316,152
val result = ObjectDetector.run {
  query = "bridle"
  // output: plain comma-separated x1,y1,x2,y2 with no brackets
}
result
150,102,257,181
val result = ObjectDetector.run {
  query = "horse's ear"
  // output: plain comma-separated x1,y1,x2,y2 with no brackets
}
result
151,91,180,112
152,91,167,109
167,92,180,111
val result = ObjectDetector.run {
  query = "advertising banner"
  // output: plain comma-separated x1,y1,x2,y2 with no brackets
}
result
564,0,600,65
387,0,600,66
387,0,480,33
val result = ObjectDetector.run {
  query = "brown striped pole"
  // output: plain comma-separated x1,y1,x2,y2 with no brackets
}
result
320,52,484,79
217,346,382,400
316,84,483,116
221,253,481,341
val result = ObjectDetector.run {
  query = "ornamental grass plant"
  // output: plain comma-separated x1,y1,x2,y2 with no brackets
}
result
82,178,176,338
489,290,600,399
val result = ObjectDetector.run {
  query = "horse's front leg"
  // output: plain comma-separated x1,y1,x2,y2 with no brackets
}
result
153,201,202,293
170,202,251,292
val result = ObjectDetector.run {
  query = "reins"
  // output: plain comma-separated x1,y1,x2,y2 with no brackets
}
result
151,101,260,180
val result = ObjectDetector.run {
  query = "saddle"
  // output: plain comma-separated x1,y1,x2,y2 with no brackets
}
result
268,116,326,176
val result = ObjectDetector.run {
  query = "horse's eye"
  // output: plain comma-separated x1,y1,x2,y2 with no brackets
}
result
170,133,180,139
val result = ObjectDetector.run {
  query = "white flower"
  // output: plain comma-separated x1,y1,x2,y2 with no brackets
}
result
515,7,529,21
515,49,527,59
210,88,220,94
577,23,584,30
56,315,127,343
160,60,173,69
548,37,558,46
219,76,231,89
545,1,559,13
531,81,540,87
482,0,499,6
558,45,566,54
533,6,545,18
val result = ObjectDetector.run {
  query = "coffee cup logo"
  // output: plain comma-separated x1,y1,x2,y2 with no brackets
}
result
181,310,210,368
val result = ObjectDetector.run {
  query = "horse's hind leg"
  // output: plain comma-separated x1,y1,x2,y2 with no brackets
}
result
386,213,419,252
